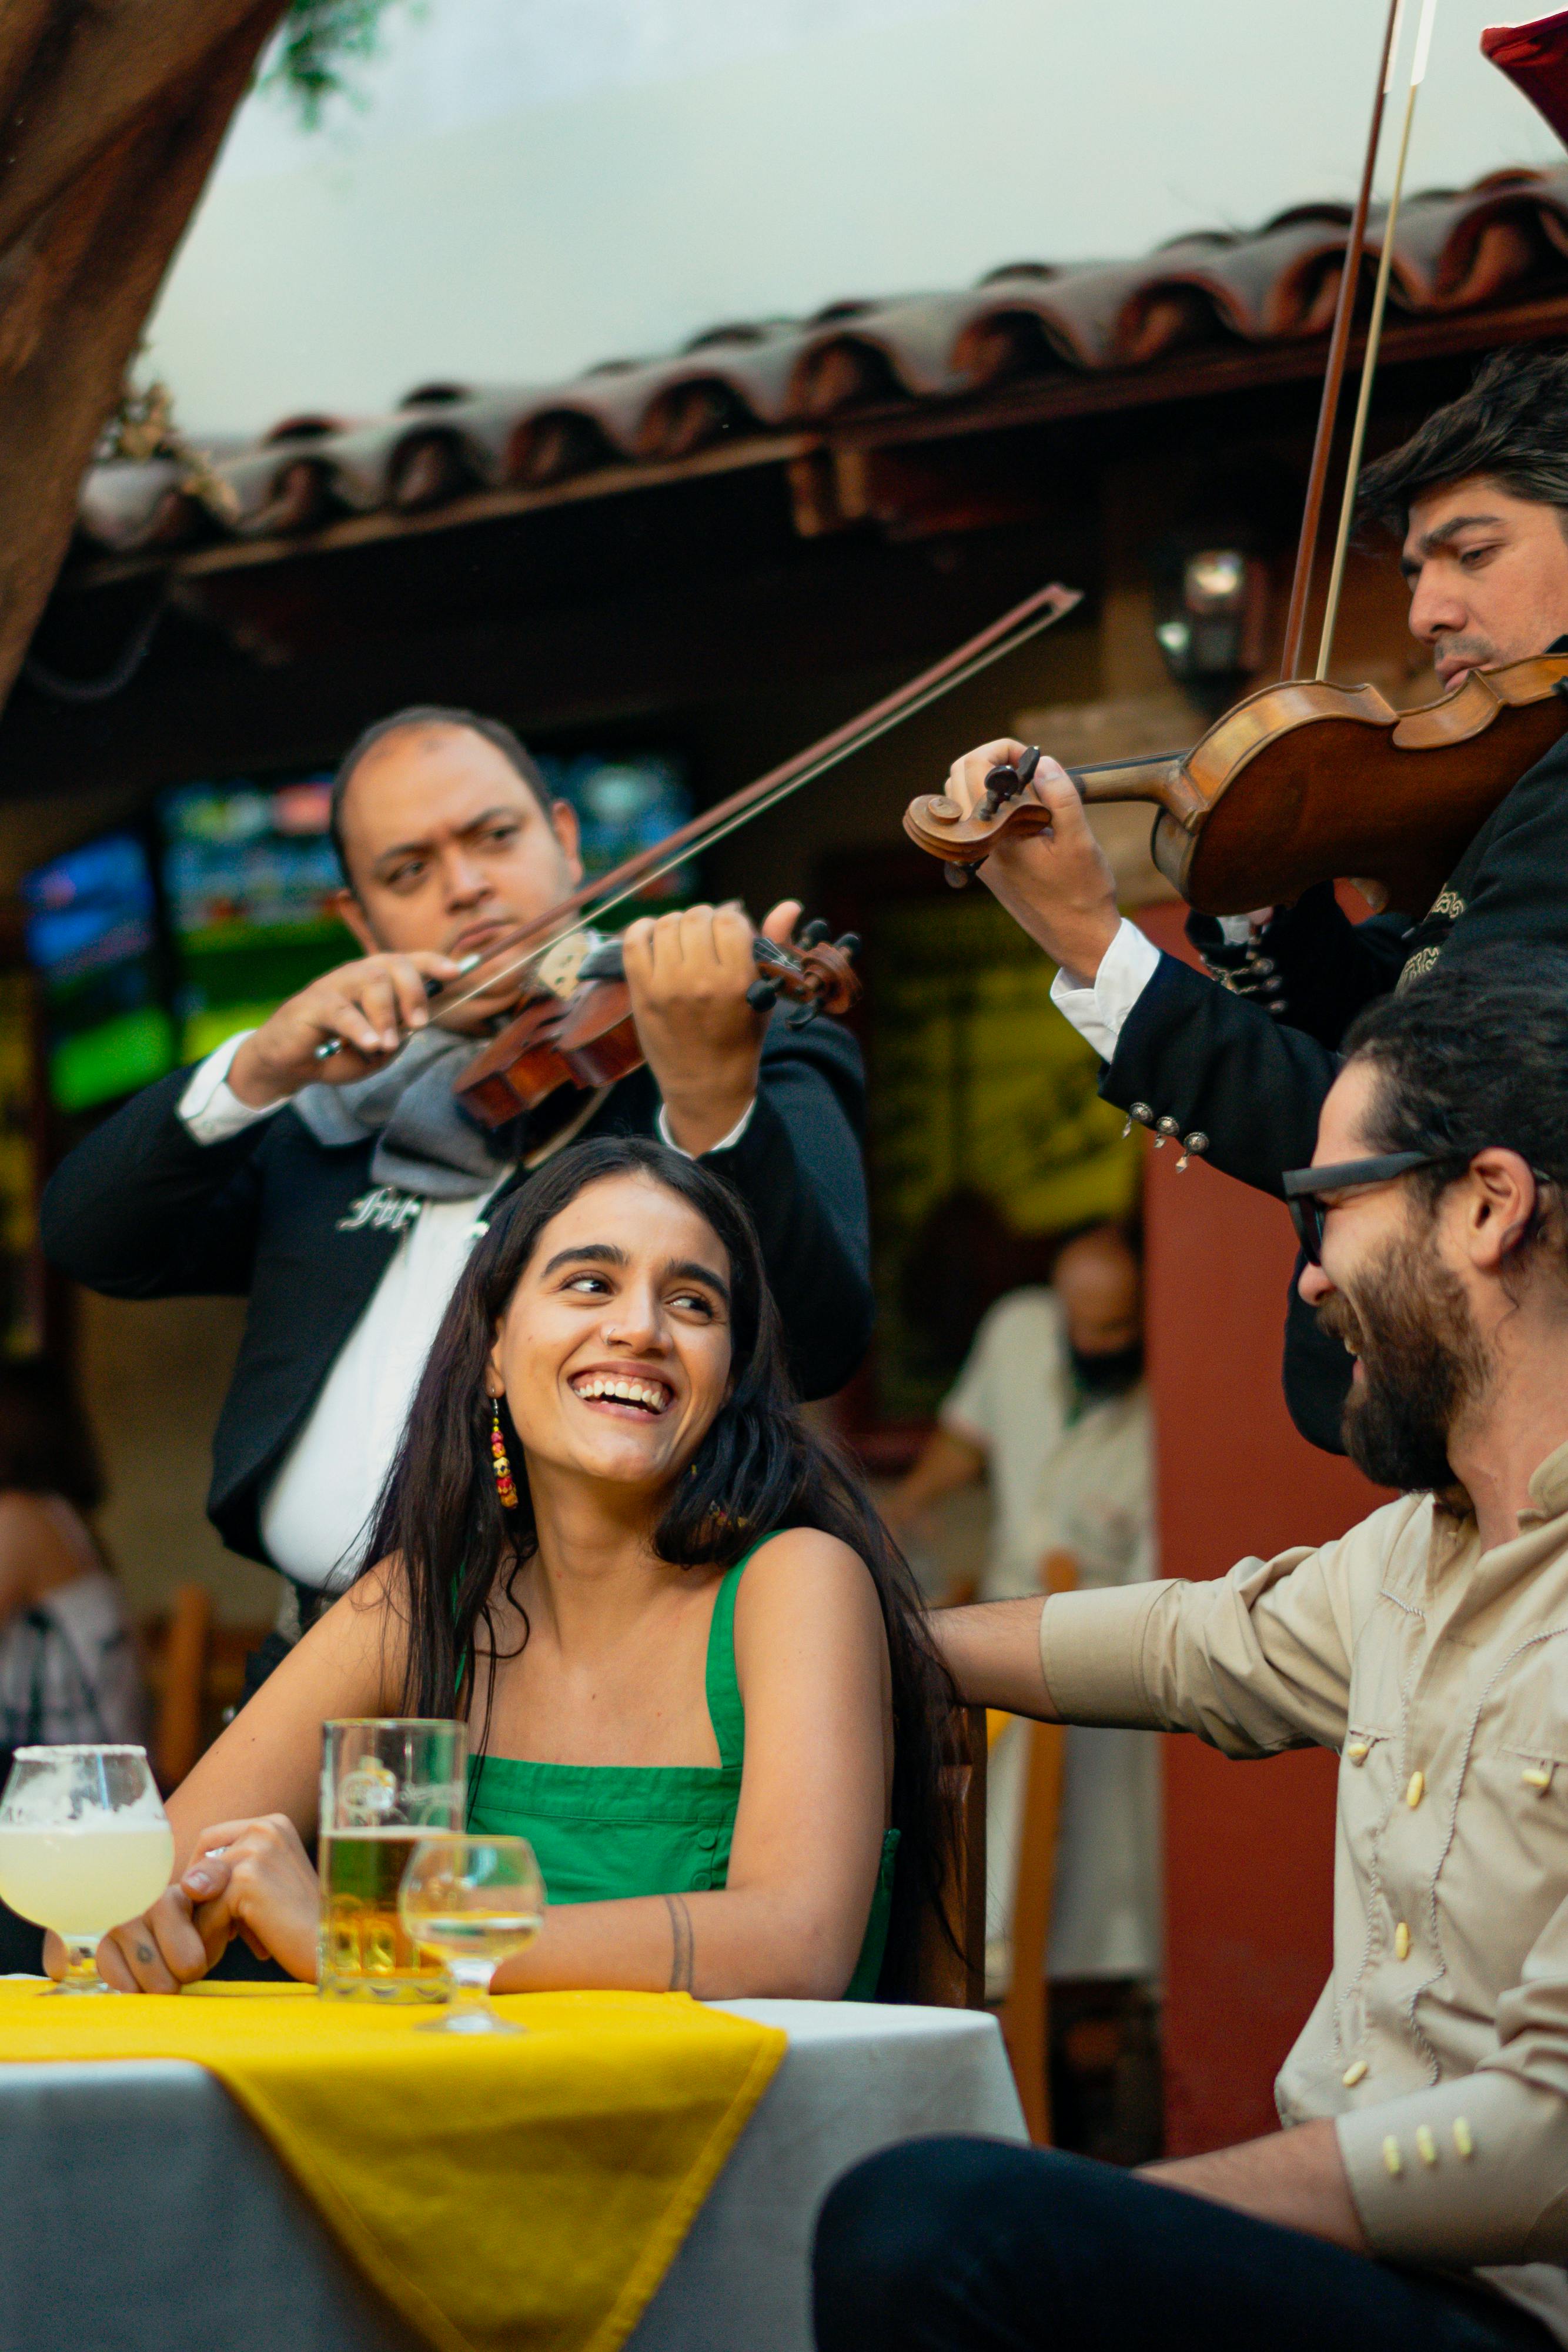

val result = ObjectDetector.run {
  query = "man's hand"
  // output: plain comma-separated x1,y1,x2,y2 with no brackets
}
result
227,951,463,1108
940,739,1121,983
623,899,802,1156
1141,2120,1368,2252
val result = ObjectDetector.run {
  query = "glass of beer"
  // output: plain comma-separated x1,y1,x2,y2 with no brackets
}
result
0,1745,174,1992
399,1834,545,2032
317,1719,466,2002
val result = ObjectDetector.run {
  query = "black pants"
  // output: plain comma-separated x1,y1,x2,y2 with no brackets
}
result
813,2137,1554,2352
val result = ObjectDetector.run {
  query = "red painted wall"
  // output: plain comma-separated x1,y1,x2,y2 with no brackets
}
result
1136,906,1387,2153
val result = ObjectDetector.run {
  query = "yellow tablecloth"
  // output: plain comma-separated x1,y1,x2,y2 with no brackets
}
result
0,1980,786,2352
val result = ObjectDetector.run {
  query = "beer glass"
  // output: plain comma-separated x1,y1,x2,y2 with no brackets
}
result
399,1834,545,2033
317,1719,466,2001
0,1745,173,1992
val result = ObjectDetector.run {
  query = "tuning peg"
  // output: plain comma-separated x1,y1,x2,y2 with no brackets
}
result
745,980,780,1013
798,918,830,948
835,932,860,959
785,1002,820,1029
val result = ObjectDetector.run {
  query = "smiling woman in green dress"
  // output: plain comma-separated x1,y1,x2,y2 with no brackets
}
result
81,1137,956,2002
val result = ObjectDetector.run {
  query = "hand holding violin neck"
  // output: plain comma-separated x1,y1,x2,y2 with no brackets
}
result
621,901,798,1158
907,741,1122,982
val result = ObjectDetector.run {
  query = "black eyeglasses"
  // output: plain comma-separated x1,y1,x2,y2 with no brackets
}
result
1281,1151,1457,1266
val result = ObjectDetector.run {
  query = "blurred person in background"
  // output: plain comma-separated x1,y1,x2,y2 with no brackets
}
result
884,1225,1158,2152
0,1357,145,1972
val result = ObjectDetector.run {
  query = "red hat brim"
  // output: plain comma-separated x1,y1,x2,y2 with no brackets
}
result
1484,12,1568,150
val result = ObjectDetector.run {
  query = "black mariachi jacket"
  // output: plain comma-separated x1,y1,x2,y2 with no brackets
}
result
1098,722,1568,1451
41,1015,872,1566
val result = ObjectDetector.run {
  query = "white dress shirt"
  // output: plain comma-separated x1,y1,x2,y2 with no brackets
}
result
177,1030,753,1589
1047,916,1161,1062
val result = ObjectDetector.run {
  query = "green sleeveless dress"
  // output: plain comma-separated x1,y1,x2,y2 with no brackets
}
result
466,1538,897,2000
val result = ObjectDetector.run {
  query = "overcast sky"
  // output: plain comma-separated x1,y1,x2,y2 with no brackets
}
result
143,0,1566,435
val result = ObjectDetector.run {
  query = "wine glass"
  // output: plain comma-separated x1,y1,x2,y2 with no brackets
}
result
0,1746,175,1993
397,1834,544,2033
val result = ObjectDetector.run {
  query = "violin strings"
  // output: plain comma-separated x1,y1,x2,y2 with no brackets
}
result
430,602,1071,1022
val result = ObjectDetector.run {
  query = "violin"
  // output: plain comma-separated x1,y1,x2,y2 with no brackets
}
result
903,0,1568,921
324,580,1082,1133
453,923,861,1129
903,656,1568,918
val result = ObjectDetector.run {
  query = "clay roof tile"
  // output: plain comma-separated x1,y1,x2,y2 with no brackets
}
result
73,165,1568,557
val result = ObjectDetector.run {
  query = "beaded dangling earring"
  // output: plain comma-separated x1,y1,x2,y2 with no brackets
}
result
490,1399,519,1511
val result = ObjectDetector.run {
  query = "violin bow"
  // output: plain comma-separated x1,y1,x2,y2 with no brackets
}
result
1278,0,1405,679
426,580,1083,1025
1316,0,1440,680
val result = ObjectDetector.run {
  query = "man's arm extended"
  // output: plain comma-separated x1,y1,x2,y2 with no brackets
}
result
1144,2123,1366,2250
932,1596,1054,1716
931,740,1344,1198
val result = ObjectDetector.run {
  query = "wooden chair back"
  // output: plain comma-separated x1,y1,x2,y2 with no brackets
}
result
142,1587,271,1793
997,1549,1079,2142
908,1702,988,2006
148,1583,212,1791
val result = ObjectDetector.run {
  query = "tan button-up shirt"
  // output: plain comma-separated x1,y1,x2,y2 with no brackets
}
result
1041,1439,1568,2344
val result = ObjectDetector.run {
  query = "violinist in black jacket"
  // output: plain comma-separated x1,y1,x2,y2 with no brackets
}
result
42,708,872,1638
930,344,1568,1451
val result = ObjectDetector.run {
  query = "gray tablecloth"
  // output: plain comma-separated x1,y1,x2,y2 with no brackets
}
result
0,1998,1024,2352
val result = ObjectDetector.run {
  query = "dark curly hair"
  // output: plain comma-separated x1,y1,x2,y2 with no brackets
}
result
1358,343,1568,539
1345,945,1568,1259
363,1134,958,1994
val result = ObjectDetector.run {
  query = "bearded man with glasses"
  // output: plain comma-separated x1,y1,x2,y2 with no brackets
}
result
815,948,1568,2352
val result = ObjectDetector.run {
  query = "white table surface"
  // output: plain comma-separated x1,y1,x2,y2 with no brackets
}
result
0,1997,1025,2352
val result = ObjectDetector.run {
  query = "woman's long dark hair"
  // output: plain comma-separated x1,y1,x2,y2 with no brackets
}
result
364,1135,958,1996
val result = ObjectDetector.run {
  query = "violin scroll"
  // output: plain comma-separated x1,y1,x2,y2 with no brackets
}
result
906,744,1055,884
747,922,862,1028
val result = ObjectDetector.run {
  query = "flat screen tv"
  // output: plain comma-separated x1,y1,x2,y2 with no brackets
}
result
21,833,173,1113
160,777,345,1061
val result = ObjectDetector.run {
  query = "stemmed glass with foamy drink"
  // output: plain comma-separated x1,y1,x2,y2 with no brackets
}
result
0,1746,174,1991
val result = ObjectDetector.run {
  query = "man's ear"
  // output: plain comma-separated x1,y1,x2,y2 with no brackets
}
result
549,798,584,887
333,886,377,956
1463,1147,1539,1267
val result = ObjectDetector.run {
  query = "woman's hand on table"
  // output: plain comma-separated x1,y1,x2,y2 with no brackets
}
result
43,1883,208,1992
179,1815,320,1982
49,1814,322,1991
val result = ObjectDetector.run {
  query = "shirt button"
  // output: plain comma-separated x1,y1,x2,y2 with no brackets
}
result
1346,1740,1370,1763
1406,1770,1425,1809
1394,1920,1410,1961
1453,2117,1475,2159
1522,1766,1553,1793
697,1829,720,1852
1382,2136,1403,2177
1342,2059,1369,2086
1416,2126,1438,2167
